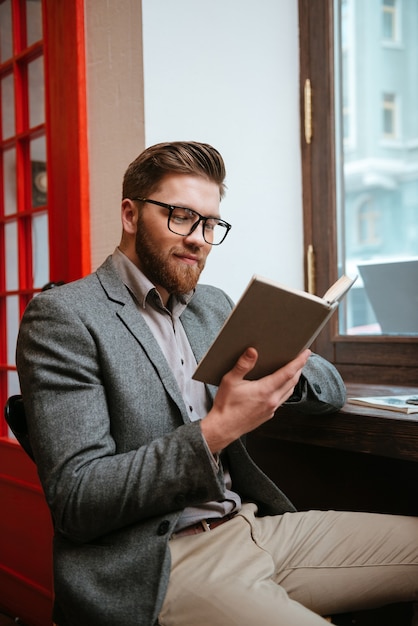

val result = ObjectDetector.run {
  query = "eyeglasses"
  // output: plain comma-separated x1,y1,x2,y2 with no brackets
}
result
133,198,231,245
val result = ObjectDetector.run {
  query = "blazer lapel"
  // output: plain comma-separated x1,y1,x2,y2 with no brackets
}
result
180,304,219,402
96,257,190,416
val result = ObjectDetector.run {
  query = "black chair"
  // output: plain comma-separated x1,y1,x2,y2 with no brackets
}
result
4,394,35,461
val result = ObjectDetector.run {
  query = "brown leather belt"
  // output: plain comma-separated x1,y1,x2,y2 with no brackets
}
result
171,512,237,540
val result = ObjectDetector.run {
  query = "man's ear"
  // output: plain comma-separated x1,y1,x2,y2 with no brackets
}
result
121,199,139,235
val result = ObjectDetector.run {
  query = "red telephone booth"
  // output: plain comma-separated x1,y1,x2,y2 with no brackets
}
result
0,1,90,623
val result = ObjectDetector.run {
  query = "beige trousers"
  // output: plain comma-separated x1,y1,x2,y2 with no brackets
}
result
159,503,418,626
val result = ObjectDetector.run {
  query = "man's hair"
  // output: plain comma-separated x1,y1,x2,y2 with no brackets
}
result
122,141,226,201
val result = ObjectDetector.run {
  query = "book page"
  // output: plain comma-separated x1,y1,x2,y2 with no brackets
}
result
348,395,418,414
323,274,357,304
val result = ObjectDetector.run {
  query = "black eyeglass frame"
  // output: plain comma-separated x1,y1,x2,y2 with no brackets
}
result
132,197,232,245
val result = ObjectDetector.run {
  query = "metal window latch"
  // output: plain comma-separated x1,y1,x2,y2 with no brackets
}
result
307,244,316,295
304,78,312,144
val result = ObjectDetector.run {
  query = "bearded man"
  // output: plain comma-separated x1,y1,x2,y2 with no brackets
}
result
16,141,418,626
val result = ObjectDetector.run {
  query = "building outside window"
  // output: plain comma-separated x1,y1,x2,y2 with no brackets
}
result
336,0,417,335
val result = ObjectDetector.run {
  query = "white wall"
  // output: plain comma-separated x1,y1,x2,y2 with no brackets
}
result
86,0,304,302
142,0,303,301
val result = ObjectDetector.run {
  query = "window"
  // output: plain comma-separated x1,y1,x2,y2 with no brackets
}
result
382,93,397,138
0,0,48,430
0,0,90,433
382,0,398,42
0,2,90,622
298,0,418,385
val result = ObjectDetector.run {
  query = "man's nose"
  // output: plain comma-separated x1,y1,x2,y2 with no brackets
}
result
184,219,206,245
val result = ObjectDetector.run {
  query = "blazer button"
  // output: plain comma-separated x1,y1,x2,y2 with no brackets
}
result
157,520,170,536
313,383,322,394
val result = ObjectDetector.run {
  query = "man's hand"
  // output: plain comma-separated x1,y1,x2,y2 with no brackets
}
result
201,347,311,453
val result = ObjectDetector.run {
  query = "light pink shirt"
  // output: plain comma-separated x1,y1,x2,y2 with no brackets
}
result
112,248,241,529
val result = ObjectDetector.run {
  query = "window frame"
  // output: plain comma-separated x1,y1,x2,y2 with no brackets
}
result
43,0,90,282
0,0,90,434
298,0,418,386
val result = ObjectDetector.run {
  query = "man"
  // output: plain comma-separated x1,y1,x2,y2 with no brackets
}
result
16,142,417,626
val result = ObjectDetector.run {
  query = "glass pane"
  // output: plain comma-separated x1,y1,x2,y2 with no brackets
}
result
0,0,12,62
6,371,20,438
335,0,418,336
30,135,47,206
5,220,18,290
30,133,46,161
1,73,15,139
3,147,17,216
28,55,45,127
32,212,49,288
26,0,43,46
6,295,19,364
8,370,21,397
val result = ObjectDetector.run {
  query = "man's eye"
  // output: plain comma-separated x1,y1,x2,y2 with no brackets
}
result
205,219,218,232
171,213,192,224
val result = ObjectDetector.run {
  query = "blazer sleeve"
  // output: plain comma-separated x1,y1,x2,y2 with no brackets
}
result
285,353,347,414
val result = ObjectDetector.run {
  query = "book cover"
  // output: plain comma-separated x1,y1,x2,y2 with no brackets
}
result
347,395,418,414
193,274,356,386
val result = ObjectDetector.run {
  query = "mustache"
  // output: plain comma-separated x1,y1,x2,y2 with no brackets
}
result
171,244,204,260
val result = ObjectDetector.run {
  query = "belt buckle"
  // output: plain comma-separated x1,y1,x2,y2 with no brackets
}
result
200,519,211,532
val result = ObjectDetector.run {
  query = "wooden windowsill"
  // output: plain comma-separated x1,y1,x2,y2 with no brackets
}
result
252,383,418,463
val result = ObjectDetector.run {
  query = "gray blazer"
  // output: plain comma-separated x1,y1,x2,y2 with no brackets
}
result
16,256,346,626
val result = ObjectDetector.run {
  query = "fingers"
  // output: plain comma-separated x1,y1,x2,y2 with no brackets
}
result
204,349,311,452
269,349,311,398
231,347,258,378
287,348,311,376
229,346,310,384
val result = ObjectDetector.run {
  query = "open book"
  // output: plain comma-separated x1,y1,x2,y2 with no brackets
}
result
347,395,418,414
193,273,356,386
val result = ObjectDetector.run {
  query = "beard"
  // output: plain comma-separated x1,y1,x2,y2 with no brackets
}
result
135,223,207,296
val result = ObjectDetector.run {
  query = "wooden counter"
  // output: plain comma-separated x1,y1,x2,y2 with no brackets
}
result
246,384,418,516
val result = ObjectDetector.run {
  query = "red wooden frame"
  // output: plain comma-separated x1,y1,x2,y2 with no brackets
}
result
0,0,90,428
0,442,54,626
0,1,90,623
44,0,90,283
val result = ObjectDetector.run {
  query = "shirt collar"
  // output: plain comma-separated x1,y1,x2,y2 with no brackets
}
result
112,247,194,315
